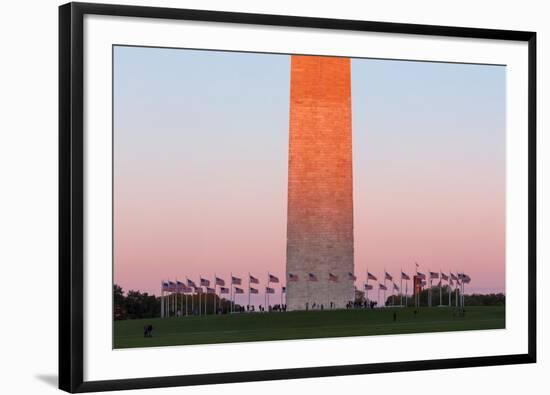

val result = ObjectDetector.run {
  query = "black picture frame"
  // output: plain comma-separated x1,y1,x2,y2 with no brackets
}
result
59,2,537,393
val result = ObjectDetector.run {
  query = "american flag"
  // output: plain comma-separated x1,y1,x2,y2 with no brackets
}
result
416,272,426,280
162,281,170,292
195,287,203,294
308,273,318,282
168,281,177,292
329,273,338,282
176,280,186,292
215,277,225,286
441,273,449,281
450,273,458,281
200,278,210,287
367,272,377,281
288,273,298,282
265,287,275,294
220,287,229,294
364,284,373,290
249,275,259,284
249,287,259,294
460,274,471,284
429,271,439,279
268,274,279,283
379,283,387,290
282,286,286,293
206,287,216,294
393,283,399,291
187,279,196,288
401,271,410,280
385,272,393,281
234,287,244,294
232,276,242,285
348,272,357,281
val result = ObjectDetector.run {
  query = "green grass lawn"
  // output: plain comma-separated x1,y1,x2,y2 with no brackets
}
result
114,306,505,349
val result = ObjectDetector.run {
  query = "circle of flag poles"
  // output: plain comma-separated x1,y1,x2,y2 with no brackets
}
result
158,266,471,318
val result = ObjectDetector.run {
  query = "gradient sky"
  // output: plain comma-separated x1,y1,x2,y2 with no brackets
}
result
113,46,505,304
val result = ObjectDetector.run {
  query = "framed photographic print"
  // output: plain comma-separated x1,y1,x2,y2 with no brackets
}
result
59,2,536,392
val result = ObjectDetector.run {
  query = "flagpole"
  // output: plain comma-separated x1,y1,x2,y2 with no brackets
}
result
439,269,443,306
400,268,403,307
383,268,386,307
455,270,460,308
405,279,408,308
365,268,368,306
248,272,251,311
230,272,233,313
448,271,451,307
267,272,270,310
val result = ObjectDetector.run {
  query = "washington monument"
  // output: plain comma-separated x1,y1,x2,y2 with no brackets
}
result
286,55,355,311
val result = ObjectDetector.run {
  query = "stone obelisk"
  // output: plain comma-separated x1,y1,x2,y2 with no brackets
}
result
286,55,355,311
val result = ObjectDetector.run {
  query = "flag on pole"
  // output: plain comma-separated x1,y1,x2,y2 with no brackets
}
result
176,280,186,292
393,283,399,291
416,271,426,280
200,278,210,287
206,287,216,294
220,287,229,294
421,280,427,287
265,287,275,294
364,284,373,290
308,273,318,282
249,287,259,294
401,271,410,280
215,277,225,286
379,283,387,290
348,272,357,281
429,271,439,279
288,273,299,282
168,281,177,292
249,275,259,284
162,281,170,292
329,273,339,282
367,272,378,281
232,276,242,285
187,279,196,288
234,287,244,294
460,274,471,284
195,287,203,294
385,272,393,281
449,278,454,286
268,274,279,283
415,262,420,268
441,273,449,281
450,273,458,281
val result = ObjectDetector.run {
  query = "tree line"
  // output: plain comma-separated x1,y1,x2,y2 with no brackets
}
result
383,287,505,307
